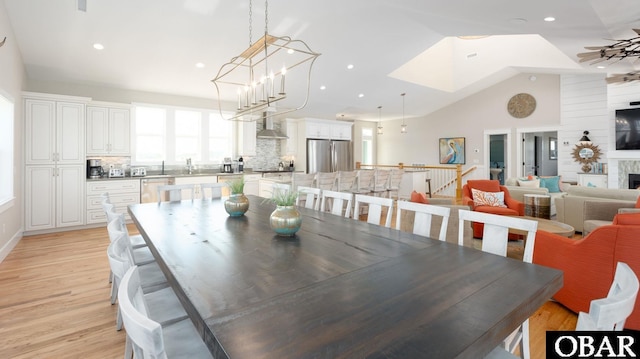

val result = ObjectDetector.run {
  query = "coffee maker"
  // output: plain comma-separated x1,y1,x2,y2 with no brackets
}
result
222,157,233,173
87,159,103,179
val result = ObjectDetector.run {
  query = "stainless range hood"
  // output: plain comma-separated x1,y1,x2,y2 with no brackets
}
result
256,114,288,139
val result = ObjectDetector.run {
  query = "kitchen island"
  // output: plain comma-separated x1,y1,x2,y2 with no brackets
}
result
128,196,562,358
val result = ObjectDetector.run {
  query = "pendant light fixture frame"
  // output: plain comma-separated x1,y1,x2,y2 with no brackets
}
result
400,93,407,134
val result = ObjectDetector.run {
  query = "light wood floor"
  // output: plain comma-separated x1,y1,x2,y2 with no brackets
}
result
0,224,576,359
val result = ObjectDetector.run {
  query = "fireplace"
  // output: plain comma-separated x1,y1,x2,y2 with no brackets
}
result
629,174,640,189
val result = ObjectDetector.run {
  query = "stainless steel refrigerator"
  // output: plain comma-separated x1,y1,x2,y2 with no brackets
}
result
307,139,353,173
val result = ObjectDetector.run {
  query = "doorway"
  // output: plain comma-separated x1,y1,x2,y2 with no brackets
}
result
519,130,558,177
484,129,511,184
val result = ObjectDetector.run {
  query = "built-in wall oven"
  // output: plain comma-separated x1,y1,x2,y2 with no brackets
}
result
140,177,175,203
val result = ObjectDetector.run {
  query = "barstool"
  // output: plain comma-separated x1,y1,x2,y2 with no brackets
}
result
425,178,432,198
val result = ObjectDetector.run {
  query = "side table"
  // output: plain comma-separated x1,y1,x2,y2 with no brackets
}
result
524,194,551,219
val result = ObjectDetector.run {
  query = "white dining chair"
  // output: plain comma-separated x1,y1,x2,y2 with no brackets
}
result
200,182,224,199
296,186,322,210
395,200,451,241
354,194,394,228
458,210,538,359
576,261,639,331
107,232,172,330
107,214,155,266
104,204,147,249
156,184,195,203
118,266,213,359
320,190,353,218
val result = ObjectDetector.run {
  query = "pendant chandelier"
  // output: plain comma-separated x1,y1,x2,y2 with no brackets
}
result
400,93,407,134
211,0,321,121
377,106,383,135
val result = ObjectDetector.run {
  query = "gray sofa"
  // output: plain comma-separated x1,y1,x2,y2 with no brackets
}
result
504,177,567,217
583,201,640,235
397,198,473,248
555,186,640,233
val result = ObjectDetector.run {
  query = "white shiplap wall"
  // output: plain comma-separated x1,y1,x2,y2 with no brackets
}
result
559,74,608,182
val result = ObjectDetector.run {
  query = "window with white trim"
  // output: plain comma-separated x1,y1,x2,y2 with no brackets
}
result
135,106,166,163
175,110,201,162
362,127,373,165
0,92,14,213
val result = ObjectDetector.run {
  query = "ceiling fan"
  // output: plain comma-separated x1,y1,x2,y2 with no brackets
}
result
577,29,640,65
606,71,640,84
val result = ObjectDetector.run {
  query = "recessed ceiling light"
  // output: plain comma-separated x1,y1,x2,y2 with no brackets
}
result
93,43,104,50
347,64,354,70
544,16,556,22
195,62,205,68
358,93,364,98
596,65,606,69
287,49,295,54
320,85,326,90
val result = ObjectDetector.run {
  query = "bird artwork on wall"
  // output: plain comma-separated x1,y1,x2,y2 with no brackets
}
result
0,37,6,48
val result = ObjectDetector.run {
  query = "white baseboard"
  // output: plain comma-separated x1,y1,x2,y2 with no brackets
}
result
0,229,23,263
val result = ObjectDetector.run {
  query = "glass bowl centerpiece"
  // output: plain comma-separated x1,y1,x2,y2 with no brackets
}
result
224,176,249,217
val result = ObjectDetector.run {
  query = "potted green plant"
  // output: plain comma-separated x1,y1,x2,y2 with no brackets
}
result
265,188,302,236
224,176,249,217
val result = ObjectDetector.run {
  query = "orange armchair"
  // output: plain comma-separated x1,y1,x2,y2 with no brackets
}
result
462,179,524,238
533,213,640,330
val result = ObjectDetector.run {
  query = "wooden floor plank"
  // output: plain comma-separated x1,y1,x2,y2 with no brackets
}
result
0,224,576,358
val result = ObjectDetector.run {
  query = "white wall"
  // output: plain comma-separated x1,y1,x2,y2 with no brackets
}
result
377,73,560,174
0,1,26,261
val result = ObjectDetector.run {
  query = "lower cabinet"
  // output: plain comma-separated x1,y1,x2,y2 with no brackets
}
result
25,164,85,232
86,179,141,224
243,174,261,197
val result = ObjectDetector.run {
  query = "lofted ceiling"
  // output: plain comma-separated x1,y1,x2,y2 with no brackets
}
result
3,0,640,121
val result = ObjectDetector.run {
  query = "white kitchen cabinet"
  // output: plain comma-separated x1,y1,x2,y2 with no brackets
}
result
577,173,608,188
24,94,87,233
25,164,85,231
305,120,331,139
175,176,218,200
238,121,257,156
281,118,298,156
330,122,352,140
243,174,261,197
25,99,85,165
86,105,131,155
86,179,141,224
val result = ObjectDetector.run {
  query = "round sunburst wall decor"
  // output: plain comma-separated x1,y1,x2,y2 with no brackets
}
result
572,143,601,173
507,93,536,118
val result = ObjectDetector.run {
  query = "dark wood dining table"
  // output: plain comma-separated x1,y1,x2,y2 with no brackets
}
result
128,195,562,359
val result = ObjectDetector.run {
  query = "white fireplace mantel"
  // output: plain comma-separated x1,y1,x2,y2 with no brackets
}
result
606,151,640,189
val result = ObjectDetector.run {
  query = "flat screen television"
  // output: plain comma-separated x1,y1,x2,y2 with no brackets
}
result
615,107,640,150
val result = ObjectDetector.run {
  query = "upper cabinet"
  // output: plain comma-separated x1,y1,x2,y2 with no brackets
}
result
86,104,131,155
281,118,298,156
238,121,257,157
25,97,86,165
301,118,353,141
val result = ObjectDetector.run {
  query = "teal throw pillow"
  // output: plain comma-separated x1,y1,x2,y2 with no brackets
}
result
539,176,561,193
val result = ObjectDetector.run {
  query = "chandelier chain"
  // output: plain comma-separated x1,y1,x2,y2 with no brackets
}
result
248,0,253,46
264,0,269,35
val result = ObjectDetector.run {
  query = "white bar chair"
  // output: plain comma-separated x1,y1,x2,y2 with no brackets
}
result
118,266,213,359
200,182,224,199
320,190,353,218
371,169,391,197
337,170,358,192
386,169,405,199
395,200,451,241
458,210,538,359
296,186,322,210
315,172,338,190
351,170,374,195
354,194,394,228
156,184,195,203
576,261,639,331
292,173,316,191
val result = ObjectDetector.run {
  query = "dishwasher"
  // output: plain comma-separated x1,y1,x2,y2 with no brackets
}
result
140,177,175,203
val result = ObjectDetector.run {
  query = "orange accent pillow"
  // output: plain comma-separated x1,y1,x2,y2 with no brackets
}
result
613,212,640,225
467,180,501,193
635,195,640,208
410,191,429,204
